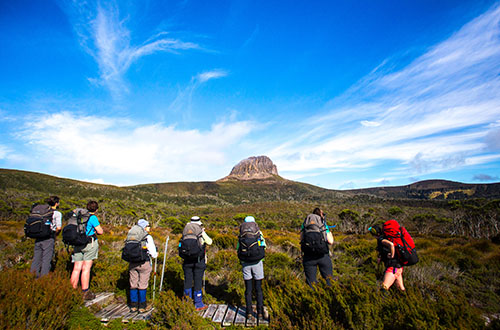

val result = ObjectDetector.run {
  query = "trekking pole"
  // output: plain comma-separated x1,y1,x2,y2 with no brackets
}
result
203,254,207,292
152,256,158,303
159,236,169,293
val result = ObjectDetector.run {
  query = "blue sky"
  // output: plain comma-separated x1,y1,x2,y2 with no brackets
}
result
1,0,499,189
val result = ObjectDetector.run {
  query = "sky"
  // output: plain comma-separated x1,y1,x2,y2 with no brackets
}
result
1,0,500,189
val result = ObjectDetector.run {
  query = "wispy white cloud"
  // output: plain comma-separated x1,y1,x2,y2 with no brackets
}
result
270,3,500,187
168,69,229,118
196,69,228,83
66,1,200,95
18,112,254,184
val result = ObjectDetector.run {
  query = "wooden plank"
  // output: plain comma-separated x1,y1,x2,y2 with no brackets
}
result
212,304,228,324
246,305,257,327
106,304,130,320
234,307,247,325
115,304,135,319
98,303,123,321
258,306,270,326
84,292,114,307
222,305,237,326
96,303,121,318
131,308,155,321
202,304,218,319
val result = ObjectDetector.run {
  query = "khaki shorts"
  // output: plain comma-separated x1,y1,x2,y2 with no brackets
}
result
72,239,99,262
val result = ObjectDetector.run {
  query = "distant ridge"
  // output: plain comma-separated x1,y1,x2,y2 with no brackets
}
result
1,167,499,204
345,179,500,200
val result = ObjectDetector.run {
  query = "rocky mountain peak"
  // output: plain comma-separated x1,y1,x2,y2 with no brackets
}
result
219,156,279,181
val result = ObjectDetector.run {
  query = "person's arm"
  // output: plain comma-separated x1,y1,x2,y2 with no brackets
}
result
326,231,334,245
381,239,395,258
94,225,104,235
146,235,158,258
201,230,212,245
89,214,103,235
324,221,334,245
259,231,267,248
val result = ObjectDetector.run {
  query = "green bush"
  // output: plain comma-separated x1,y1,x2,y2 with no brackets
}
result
0,269,82,329
213,233,238,249
150,289,214,329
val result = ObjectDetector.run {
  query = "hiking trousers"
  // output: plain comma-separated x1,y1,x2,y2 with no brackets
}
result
303,253,333,287
245,279,263,314
30,237,55,278
129,261,152,290
183,258,206,291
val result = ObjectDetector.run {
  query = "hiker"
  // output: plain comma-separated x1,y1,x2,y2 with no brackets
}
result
69,200,103,300
179,216,212,311
30,196,62,278
126,219,158,313
237,216,267,319
369,224,405,291
300,207,334,287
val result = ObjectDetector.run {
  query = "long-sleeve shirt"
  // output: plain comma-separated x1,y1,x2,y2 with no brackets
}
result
146,235,158,258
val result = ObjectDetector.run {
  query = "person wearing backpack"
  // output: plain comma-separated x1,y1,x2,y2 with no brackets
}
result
179,216,212,311
369,224,405,291
69,201,103,300
301,208,334,288
237,216,267,320
126,219,158,313
29,196,62,278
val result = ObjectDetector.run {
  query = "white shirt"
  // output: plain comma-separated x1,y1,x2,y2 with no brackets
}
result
51,210,62,231
146,235,158,258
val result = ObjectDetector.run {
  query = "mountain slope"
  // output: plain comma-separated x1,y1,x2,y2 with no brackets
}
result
345,179,500,200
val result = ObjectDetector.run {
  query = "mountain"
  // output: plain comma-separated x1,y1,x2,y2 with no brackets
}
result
345,179,500,200
218,156,279,181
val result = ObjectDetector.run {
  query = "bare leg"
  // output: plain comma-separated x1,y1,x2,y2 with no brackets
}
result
382,271,396,290
395,272,405,291
71,261,83,289
80,260,94,290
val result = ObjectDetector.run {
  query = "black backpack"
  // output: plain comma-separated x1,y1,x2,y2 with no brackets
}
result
301,214,329,256
237,222,265,263
24,204,54,239
122,225,150,263
62,208,91,246
178,223,205,261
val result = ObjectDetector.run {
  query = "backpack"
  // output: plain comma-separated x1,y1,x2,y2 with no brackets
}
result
237,222,265,263
301,214,329,256
24,204,54,239
62,208,92,246
178,223,205,261
122,225,150,263
382,220,419,266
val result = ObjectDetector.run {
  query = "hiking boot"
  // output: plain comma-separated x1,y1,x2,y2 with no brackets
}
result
83,290,96,301
193,290,207,311
138,302,148,313
129,302,138,313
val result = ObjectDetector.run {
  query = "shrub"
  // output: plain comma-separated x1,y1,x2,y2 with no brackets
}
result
388,206,403,216
0,269,82,329
150,289,214,329
213,233,238,249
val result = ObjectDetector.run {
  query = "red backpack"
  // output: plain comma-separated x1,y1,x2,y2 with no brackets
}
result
383,220,419,266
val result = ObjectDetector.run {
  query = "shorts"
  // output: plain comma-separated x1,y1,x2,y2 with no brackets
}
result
242,260,264,280
385,267,403,276
72,239,99,262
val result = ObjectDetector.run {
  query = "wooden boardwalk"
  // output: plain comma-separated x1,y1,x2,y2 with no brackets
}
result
87,293,270,326
86,292,154,323
200,304,270,327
